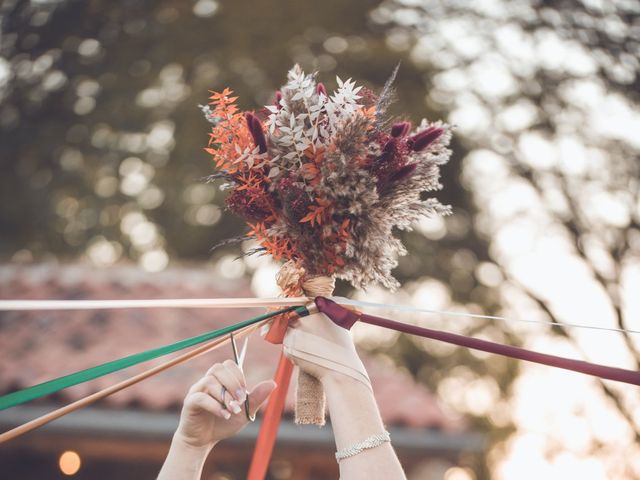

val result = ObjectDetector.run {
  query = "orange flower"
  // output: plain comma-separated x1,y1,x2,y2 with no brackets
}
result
300,198,332,226
204,89,254,174
300,163,319,181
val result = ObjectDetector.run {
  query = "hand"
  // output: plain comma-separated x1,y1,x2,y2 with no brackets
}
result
174,360,276,449
284,310,367,385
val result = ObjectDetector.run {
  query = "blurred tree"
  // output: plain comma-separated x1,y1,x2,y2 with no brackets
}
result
370,0,640,478
0,0,543,478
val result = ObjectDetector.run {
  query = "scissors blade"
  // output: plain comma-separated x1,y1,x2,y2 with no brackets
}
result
229,332,255,422
238,337,248,369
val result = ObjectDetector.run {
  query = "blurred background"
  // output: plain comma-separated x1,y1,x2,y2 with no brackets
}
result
0,0,639,479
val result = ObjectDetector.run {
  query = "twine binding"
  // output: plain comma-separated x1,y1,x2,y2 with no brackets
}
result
276,261,335,426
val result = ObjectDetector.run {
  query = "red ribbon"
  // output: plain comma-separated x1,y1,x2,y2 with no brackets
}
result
314,297,640,386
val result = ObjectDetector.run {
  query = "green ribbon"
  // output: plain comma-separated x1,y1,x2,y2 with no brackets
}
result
0,305,307,411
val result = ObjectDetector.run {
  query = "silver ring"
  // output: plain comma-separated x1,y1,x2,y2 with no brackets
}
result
220,385,226,405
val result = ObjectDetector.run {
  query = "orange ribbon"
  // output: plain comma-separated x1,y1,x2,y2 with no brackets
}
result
264,311,296,344
247,352,294,479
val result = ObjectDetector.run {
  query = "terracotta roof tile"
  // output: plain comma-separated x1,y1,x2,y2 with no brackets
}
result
0,263,461,430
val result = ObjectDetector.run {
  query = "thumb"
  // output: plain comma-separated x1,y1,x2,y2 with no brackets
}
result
248,380,277,416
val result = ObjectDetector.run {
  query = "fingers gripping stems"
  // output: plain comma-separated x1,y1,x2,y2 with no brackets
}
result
283,310,371,425
274,264,336,425
283,317,371,388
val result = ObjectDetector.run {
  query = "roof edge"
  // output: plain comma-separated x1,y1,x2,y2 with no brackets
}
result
0,405,484,454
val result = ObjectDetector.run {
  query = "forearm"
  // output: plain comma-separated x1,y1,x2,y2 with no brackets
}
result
157,435,214,480
322,375,406,480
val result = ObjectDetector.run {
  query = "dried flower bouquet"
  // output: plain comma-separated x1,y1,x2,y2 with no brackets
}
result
204,65,452,289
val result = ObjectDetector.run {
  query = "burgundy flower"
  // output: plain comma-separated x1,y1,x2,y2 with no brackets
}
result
387,162,417,185
390,121,411,138
407,127,444,152
379,138,397,163
244,112,268,154
369,131,415,193
276,177,312,224
316,83,327,96
274,90,283,110
226,187,273,222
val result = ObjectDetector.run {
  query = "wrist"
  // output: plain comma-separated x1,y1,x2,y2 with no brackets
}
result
158,433,214,480
171,432,217,456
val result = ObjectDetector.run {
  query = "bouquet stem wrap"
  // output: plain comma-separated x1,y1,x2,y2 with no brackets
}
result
276,261,334,426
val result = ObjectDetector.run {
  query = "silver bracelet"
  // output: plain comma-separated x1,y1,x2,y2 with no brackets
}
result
335,431,391,461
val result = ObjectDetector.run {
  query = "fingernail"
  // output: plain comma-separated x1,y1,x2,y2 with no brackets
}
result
236,389,246,402
222,410,231,420
229,400,242,414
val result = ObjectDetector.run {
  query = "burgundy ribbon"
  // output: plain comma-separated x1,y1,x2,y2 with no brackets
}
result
314,297,640,386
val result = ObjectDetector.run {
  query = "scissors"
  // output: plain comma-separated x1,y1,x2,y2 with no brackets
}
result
230,332,255,422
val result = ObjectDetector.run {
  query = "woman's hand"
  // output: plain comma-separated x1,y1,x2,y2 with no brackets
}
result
174,360,276,449
284,309,368,386
158,360,276,480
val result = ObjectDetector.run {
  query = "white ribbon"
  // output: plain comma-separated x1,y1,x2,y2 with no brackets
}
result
0,296,637,335
0,297,309,311
336,297,640,335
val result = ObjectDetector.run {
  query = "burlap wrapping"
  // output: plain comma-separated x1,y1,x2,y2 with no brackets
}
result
276,261,334,426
